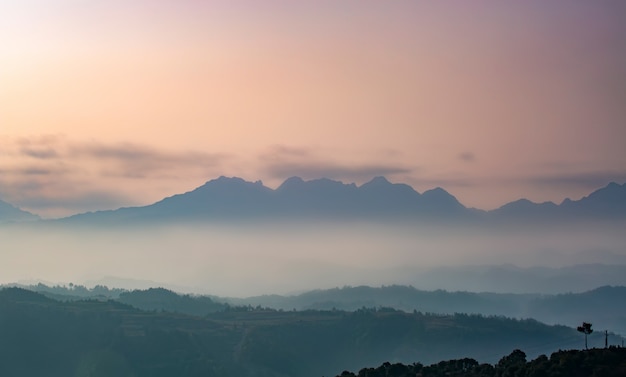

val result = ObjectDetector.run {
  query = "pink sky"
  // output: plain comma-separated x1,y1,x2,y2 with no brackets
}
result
1,1,625,218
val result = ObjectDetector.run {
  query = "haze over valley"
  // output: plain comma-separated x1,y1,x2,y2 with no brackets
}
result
1,177,625,297
1,2,625,376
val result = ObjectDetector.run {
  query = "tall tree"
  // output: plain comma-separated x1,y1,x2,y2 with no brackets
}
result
577,322,593,350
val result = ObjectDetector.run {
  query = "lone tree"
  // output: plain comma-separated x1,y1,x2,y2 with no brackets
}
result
577,322,593,349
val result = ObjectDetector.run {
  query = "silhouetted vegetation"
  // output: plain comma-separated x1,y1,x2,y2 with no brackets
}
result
117,287,227,315
8,282,126,301
335,347,626,377
8,282,626,341
217,284,626,336
3,287,620,377
577,322,594,350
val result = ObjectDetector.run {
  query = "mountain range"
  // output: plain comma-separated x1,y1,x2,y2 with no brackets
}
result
0,199,39,223
1,176,625,224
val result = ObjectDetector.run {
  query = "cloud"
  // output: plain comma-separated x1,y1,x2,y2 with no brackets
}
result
263,145,311,158
14,190,135,213
20,147,59,159
68,142,225,178
0,164,72,177
458,152,475,162
2,136,226,179
259,145,413,183
15,167,55,176
0,171,146,218
528,171,626,189
15,135,63,160
265,161,412,182
410,177,476,189
0,136,229,217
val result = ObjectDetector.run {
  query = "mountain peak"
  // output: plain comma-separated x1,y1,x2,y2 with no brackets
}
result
421,188,465,211
584,181,625,198
365,176,391,186
422,187,458,200
311,177,355,187
423,187,446,194
277,176,305,191
211,176,246,184
559,180,626,215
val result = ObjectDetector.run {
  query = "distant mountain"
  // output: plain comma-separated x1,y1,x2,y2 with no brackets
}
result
220,285,534,317
526,285,626,335
408,264,626,294
492,198,559,217
48,177,626,224
59,176,469,224
491,182,626,221
560,181,626,217
0,199,39,223
216,283,626,335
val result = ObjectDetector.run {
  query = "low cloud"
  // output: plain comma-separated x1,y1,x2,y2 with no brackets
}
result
259,145,413,184
16,135,63,160
458,152,475,162
0,172,138,217
262,145,311,158
12,190,135,214
410,177,476,189
266,162,412,182
69,142,224,178
10,165,72,176
0,136,228,217
20,147,59,160
528,171,626,189
3,137,226,178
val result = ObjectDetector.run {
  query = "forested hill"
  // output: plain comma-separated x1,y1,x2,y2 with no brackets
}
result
335,347,626,377
0,287,616,377
12,283,626,336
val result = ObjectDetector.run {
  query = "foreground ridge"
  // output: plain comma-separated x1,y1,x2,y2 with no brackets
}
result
336,347,626,377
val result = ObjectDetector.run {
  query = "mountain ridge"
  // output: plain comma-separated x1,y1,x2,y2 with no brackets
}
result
0,199,39,223
60,176,626,223
3,176,624,223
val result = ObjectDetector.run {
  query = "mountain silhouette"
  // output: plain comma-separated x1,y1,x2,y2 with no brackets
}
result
44,178,626,224
490,182,626,221
59,176,468,224
148,176,274,217
560,182,626,217
0,199,39,223
492,199,559,217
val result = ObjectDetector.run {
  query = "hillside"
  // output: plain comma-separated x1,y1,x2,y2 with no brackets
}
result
0,287,613,377
335,347,626,377
216,284,626,336
15,282,626,336
116,287,227,315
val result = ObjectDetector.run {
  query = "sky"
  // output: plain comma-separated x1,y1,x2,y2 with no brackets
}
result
2,1,626,218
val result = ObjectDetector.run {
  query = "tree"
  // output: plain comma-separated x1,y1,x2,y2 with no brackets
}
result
577,322,593,350
496,349,527,377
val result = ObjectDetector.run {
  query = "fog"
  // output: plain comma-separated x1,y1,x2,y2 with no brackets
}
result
2,220,625,297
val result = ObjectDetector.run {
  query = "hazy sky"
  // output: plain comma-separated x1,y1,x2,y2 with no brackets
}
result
2,1,625,218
